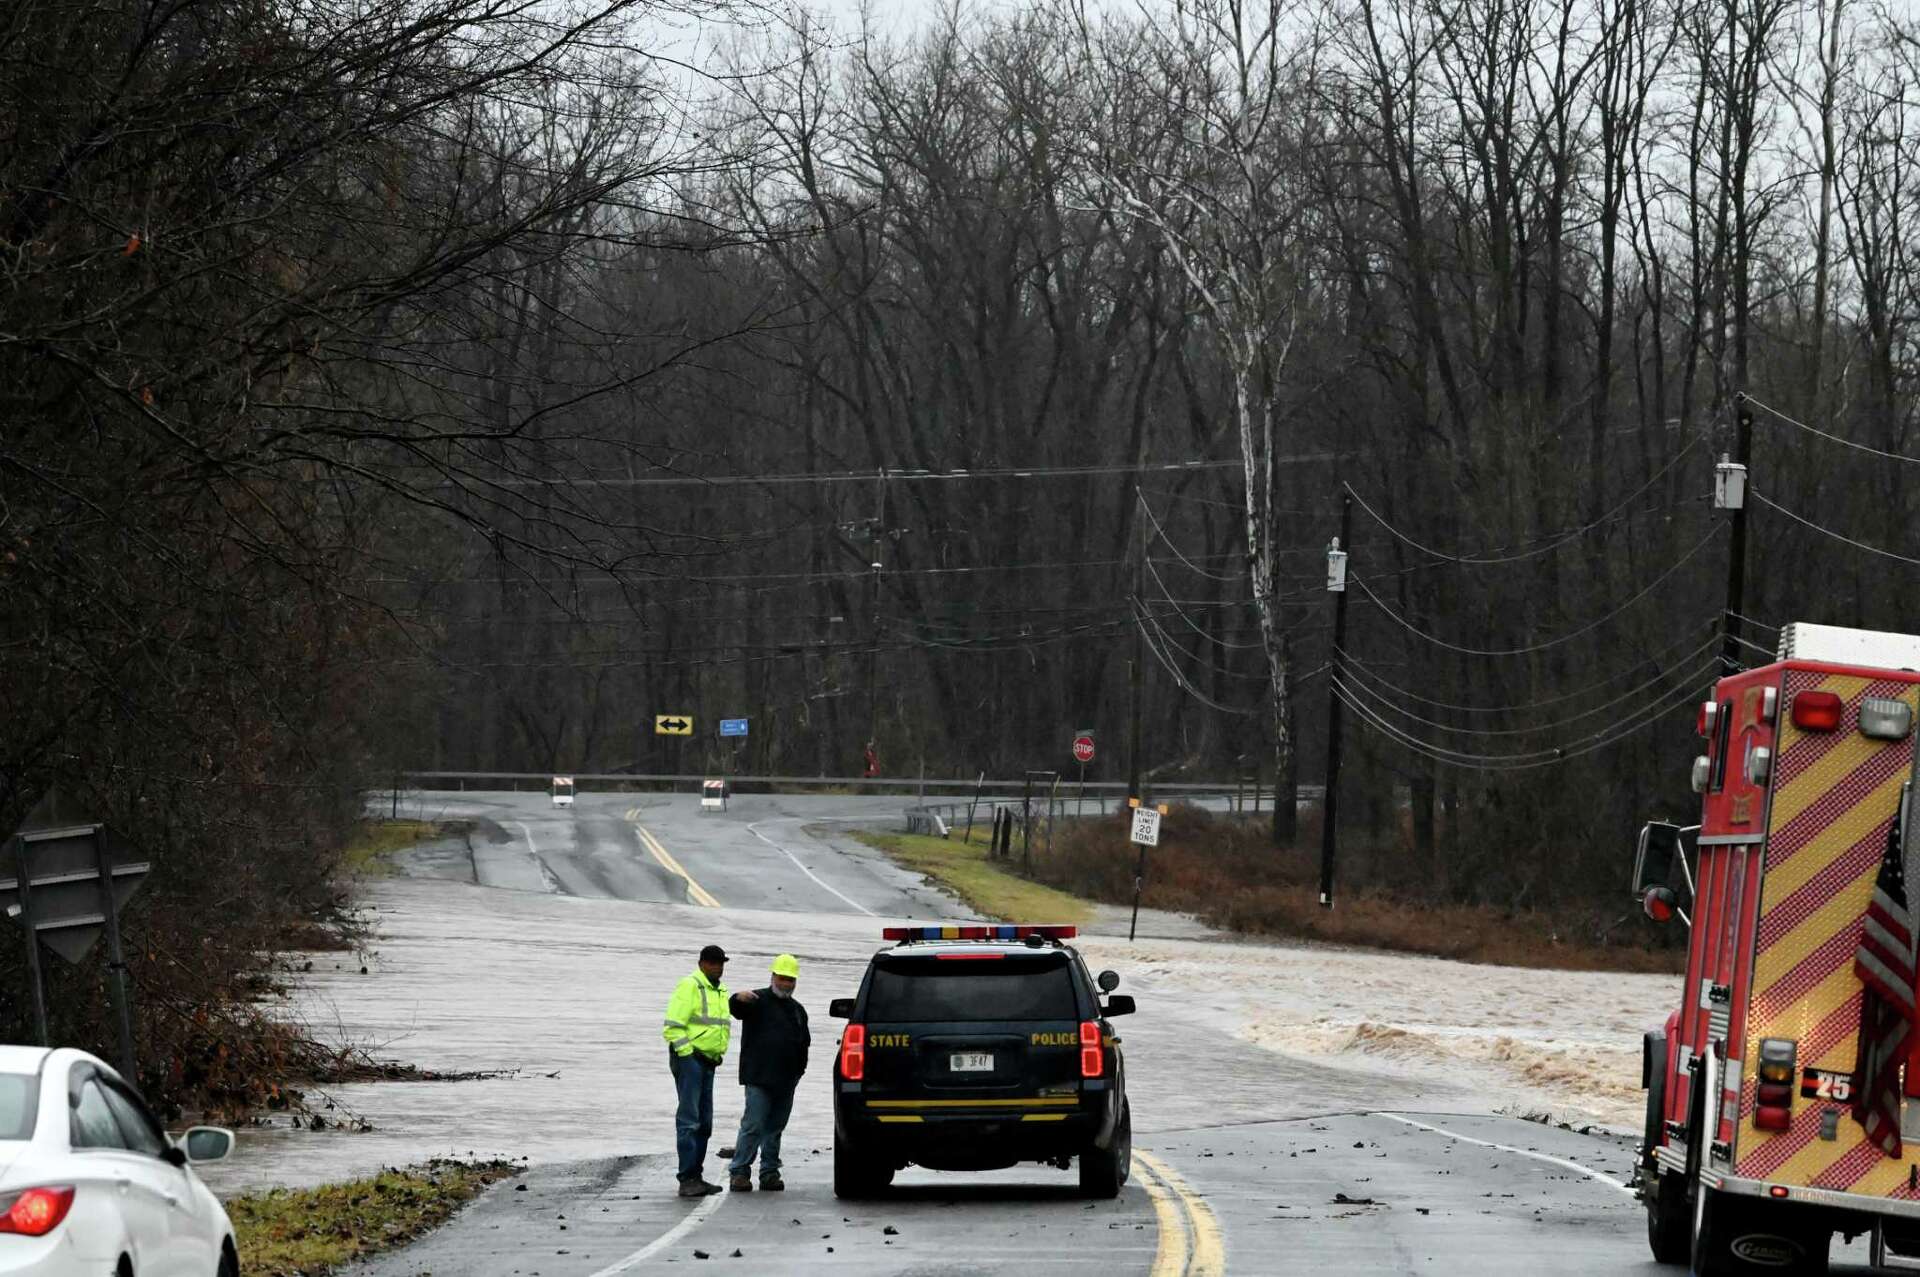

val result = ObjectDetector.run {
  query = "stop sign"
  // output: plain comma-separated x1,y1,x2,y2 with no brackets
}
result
1072,733,1095,764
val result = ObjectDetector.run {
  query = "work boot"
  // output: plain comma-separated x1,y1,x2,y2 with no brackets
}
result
760,1172,785,1192
678,1177,722,1198
729,1172,753,1192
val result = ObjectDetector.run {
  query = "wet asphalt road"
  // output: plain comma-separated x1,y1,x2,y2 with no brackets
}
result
397,788,968,917
224,788,1883,1273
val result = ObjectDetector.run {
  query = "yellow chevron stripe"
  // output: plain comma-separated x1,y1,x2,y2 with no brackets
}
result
1763,768,1908,903
1738,676,1920,1192
1753,865,1885,989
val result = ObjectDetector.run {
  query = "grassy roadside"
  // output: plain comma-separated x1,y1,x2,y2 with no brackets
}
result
231,1160,518,1275
859,808,1681,973
340,818,454,875
852,831,1093,926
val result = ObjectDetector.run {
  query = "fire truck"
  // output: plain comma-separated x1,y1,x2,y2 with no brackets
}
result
1634,622,1920,1273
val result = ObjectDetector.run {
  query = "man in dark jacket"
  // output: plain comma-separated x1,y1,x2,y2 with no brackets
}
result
725,953,810,1191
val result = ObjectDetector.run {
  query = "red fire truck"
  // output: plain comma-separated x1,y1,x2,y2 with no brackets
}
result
1635,622,1920,1273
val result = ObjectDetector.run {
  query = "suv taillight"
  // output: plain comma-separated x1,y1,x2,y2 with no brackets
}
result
840,1024,866,1081
0,1186,74,1236
1079,1021,1102,1078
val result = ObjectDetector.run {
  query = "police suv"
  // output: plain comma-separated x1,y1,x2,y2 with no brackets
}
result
827,924,1134,1198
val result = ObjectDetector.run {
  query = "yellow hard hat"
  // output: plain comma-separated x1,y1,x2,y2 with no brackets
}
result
770,953,800,979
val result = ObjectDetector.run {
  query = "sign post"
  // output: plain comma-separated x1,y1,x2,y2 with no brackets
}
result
1072,731,1095,817
1126,800,1168,943
1,822,150,1083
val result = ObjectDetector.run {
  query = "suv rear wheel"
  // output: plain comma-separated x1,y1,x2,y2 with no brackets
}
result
833,1129,894,1199
1078,1100,1131,1198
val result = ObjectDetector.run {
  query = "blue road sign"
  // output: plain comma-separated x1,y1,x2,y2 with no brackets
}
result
719,718,750,738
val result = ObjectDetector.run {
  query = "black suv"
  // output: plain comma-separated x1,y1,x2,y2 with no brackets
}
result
827,924,1134,1198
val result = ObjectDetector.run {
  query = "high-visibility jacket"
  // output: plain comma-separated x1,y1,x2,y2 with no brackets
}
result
663,969,732,1060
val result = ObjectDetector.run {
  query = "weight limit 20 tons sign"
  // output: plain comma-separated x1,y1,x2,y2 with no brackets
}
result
1129,805,1163,846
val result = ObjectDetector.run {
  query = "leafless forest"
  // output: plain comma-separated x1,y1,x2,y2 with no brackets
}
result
5,0,1920,1083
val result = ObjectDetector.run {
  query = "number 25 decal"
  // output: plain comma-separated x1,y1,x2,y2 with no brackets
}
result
1801,1068,1853,1103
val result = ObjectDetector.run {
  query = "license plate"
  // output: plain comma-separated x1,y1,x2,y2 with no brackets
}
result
950,1052,994,1072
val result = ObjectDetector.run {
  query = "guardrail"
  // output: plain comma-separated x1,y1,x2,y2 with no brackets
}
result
396,769,1323,801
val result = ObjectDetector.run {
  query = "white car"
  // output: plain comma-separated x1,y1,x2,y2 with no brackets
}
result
0,1047,237,1276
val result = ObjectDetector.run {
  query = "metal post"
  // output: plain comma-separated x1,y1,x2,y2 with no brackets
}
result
1022,774,1033,876
1128,839,1148,943
1077,762,1086,819
964,771,984,844
92,832,137,1085
11,838,47,1047
391,775,400,820
1722,394,1755,673
1321,494,1354,909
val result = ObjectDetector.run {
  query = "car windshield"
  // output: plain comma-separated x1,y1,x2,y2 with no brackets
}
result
0,1073,39,1140
866,954,1078,1022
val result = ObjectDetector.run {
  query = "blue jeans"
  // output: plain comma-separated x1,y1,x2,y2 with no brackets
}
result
669,1050,717,1181
728,1082,796,1177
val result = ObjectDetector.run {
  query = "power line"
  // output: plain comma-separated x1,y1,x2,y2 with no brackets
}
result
1745,393,1920,466
1134,603,1265,716
1331,622,1720,715
1335,637,1721,737
1341,433,1706,566
1331,669,1711,772
1138,497,1246,582
1135,603,1274,682
434,457,1329,489
1350,522,1725,659
1750,490,1920,568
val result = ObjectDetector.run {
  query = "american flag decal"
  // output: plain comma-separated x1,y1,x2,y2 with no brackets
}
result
1853,805,1918,1157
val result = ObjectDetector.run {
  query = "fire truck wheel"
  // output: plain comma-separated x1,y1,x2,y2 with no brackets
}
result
1644,1167,1689,1264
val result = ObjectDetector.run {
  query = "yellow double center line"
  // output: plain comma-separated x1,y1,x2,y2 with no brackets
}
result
1132,1149,1224,1277
630,820,721,908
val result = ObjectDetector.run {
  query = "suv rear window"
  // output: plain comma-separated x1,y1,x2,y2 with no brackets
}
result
866,954,1078,1022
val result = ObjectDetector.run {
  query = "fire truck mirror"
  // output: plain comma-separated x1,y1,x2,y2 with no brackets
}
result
1632,821,1692,906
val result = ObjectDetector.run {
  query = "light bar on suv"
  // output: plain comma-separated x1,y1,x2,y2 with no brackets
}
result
881,924,1078,942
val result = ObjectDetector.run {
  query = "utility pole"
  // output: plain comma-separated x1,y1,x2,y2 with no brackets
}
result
1319,495,1352,909
1126,493,1145,802
1719,394,1755,672
864,468,887,759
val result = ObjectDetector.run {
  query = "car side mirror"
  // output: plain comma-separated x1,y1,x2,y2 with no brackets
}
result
182,1127,234,1164
1102,995,1136,1017
828,998,855,1019
1096,969,1120,993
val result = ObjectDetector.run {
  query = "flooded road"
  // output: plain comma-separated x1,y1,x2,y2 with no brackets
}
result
205,788,1715,1271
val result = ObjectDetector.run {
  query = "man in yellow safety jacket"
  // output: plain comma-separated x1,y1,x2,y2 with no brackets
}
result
663,944,733,1196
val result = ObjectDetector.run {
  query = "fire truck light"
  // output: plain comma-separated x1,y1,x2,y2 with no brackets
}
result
1792,691,1844,732
1697,701,1718,738
1756,1039,1796,1131
1860,698,1913,741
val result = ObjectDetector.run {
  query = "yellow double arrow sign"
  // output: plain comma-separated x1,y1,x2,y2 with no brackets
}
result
654,715,693,736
